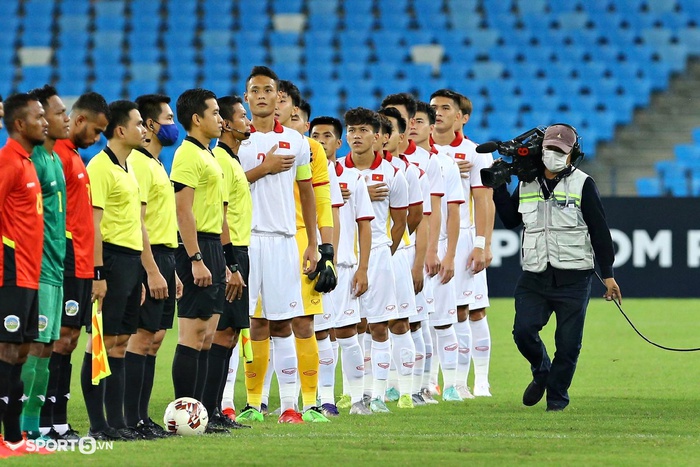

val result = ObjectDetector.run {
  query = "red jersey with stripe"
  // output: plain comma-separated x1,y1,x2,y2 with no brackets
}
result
0,138,44,289
55,138,95,278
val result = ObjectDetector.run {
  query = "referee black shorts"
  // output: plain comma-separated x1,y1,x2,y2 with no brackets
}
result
0,286,38,344
62,276,92,329
218,245,250,331
175,233,226,320
88,243,143,336
139,245,177,333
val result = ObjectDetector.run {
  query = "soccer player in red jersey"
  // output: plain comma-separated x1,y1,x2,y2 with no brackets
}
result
41,92,110,441
0,93,48,456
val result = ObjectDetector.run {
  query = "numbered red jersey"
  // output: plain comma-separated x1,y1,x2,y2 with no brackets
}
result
0,138,44,289
55,138,95,279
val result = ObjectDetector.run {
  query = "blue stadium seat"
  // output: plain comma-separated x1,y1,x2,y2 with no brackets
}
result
127,80,159,99
95,14,125,32
18,66,53,91
92,81,124,102
342,13,376,30
304,61,335,81
201,30,234,49
131,63,163,82
692,127,700,144
22,28,52,47
56,76,87,97
636,177,662,196
675,144,700,163
272,0,303,13
269,62,302,81
270,45,303,64
129,31,159,52
308,0,339,16
60,0,90,14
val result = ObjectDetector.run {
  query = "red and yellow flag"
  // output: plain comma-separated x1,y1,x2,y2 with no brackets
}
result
239,328,253,363
91,302,111,385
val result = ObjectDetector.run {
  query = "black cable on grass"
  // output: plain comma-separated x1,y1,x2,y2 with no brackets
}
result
596,272,700,352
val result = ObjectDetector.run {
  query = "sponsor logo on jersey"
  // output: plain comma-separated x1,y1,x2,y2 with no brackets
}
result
426,298,434,304
78,173,84,179
400,303,409,309
475,294,484,300
65,300,79,317
311,298,321,305
323,313,331,320
448,308,456,315
385,305,396,311
27,182,36,188
416,306,424,313
4,315,20,333
289,301,297,308
343,309,355,315
38,314,48,332
279,141,290,149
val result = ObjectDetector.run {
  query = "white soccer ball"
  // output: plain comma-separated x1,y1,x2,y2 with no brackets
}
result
163,397,209,436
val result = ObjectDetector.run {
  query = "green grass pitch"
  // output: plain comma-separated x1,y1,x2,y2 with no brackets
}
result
6,298,700,466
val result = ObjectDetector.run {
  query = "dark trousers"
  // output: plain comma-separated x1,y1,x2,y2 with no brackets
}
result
512,269,592,409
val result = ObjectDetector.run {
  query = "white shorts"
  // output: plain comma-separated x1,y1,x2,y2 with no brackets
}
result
428,239,457,327
359,245,398,324
393,247,417,320
315,265,361,331
249,234,304,321
454,228,476,307
472,268,490,310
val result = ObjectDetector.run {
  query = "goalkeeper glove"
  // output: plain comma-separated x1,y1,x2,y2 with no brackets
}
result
308,243,337,293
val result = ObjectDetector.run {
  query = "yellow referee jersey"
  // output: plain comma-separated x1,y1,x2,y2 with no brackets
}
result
213,142,253,246
294,136,332,230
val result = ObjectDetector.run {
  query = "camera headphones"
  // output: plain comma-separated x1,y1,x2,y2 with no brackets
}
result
547,122,585,167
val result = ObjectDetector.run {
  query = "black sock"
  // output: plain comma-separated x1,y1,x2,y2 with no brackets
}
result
4,363,24,443
172,344,199,399
0,359,14,428
80,352,107,432
40,352,62,428
54,354,72,425
216,347,234,409
139,355,156,422
104,356,126,429
123,352,146,427
202,344,229,415
194,350,209,402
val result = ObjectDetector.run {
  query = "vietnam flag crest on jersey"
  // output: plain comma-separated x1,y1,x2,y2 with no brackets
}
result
371,174,384,182
279,141,290,149
455,153,466,160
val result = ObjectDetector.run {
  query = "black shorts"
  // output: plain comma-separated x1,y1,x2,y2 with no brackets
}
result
218,245,250,331
139,246,177,332
87,244,143,336
62,276,92,329
0,286,39,344
175,233,226,320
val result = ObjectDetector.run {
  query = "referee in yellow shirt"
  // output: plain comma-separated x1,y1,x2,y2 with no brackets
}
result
82,100,149,441
169,89,228,417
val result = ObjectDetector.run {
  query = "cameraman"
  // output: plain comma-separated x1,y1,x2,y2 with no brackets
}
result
492,124,621,412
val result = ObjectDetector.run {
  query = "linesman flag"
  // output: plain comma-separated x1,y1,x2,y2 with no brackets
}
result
91,302,111,385
239,328,253,363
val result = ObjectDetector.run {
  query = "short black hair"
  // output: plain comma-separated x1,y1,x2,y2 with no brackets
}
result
104,100,138,140
415,101,436,125
217,95,244,122
72,92,110,119
176,88,217,131
309,116,343,139
135,94,171,125
378,107,406,134
28,84,58,108
298,100,311,122
246,66,279,91
429,89,462,110
344,107,380,133
380,93,418,119
278,80,301,107
378,113,392,136
3,93,40,133
457,93,472,116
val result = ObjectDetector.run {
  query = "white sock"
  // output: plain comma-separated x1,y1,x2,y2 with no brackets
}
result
470,316,491,388
435,326,458,390
411,328,425,394
221,342,240,411
337,335,364,403
262,340,275,406
429,325,440,389
317,336,335,405
390,331,416,396
54,423,69,435
371,339,391,399
421,323,433,390
453,320,472,387
272,335,298,412
362,332,373,396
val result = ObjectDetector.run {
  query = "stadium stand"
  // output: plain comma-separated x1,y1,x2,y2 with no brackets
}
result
1,0,700,193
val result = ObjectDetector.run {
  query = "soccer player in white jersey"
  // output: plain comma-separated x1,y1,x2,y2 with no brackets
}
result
341,108,408,413
311,116,374,415
430,89,493,399
236,66,318,424
454,93,494,397
377,107,428,408
382,95,443,404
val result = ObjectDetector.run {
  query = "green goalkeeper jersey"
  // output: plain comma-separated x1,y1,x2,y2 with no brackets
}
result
32,145,67,286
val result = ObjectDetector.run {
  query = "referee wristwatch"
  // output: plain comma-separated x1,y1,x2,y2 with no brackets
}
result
189,252,203,262
228,263,239,274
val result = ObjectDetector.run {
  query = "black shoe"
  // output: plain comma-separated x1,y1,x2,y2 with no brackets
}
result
87,427,124,441
117,427,145,441
62,425,82,442
133,422,161,440
546,404,566,412
145,418,176,437
522,380,546,406
212,409,251,429
45,427,64,441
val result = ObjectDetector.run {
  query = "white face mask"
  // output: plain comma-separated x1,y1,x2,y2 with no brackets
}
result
542,149,569,173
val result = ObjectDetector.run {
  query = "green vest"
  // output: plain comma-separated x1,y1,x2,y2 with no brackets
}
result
32,146,67,285
518,169,594,273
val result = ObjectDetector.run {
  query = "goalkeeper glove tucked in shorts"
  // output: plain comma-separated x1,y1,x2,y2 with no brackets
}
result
308,243,337,293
